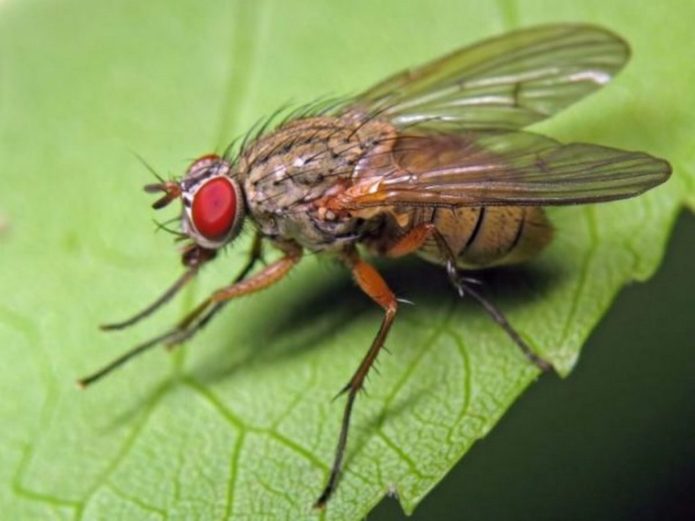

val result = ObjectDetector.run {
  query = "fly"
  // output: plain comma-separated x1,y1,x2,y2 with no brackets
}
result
77,23,671,507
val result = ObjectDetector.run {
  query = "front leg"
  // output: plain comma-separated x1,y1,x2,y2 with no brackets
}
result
78,238,300,387
315,247,398,508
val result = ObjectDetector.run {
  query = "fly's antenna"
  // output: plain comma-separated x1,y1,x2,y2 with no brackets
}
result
144,181,182,209
127,150,182,209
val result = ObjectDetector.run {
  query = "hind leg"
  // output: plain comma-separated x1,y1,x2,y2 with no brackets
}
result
431,232,552,371
369,221,552,370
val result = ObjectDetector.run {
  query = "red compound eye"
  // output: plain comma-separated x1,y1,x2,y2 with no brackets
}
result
191,177,238,241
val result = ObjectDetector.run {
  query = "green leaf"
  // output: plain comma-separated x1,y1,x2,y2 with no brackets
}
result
1,1,692,519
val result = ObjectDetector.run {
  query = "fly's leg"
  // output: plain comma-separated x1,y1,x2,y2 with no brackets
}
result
315,249,398,508
101,244,217,331
432,231,552,371
164,241,300,349
314,224,437,506
165,233,265,348
447,269,551,371
382,223,436,258
382,224,550,370
77,237,296,388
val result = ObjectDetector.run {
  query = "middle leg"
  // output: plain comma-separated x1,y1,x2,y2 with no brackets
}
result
77,237,296,387
315,248,398,508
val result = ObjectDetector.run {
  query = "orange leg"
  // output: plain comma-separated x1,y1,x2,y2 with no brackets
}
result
165,232,266,340
210,248,299,302
383,223,436,258
315,249,398,508
171,240,300,338
77,238,298,388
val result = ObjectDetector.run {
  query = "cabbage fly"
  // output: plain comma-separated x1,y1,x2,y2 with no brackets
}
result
78,24,671,507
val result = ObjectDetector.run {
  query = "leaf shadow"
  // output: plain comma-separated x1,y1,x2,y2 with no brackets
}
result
189,254,563,390
188,269,367,385
101,253,563,429
98,249,566,434
319,258,565,478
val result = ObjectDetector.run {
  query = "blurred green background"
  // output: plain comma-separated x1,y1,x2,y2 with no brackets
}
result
375,212,695,519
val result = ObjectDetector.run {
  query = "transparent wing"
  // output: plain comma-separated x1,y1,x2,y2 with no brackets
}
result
336,132,671,209
350,24,629,131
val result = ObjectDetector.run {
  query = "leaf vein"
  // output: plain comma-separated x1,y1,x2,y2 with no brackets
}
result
224,431,245,520
105,482,167,520
559,206,599,348
75,383,171,520
375,431,428,480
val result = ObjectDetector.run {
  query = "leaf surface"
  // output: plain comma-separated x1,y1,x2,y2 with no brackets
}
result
1,1,693,519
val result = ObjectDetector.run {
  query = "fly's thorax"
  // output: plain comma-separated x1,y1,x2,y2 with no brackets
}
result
236,114,397,250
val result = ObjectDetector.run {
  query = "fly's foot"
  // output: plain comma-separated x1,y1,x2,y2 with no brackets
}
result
445,261,553,372
446,260,482,297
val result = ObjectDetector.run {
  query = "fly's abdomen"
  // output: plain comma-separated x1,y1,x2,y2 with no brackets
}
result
418,206,553,268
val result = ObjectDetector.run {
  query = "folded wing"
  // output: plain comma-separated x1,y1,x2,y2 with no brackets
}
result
350,24,629,131
339,132,671,208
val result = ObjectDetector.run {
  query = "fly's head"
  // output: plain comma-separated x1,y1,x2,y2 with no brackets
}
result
145,154,246,267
